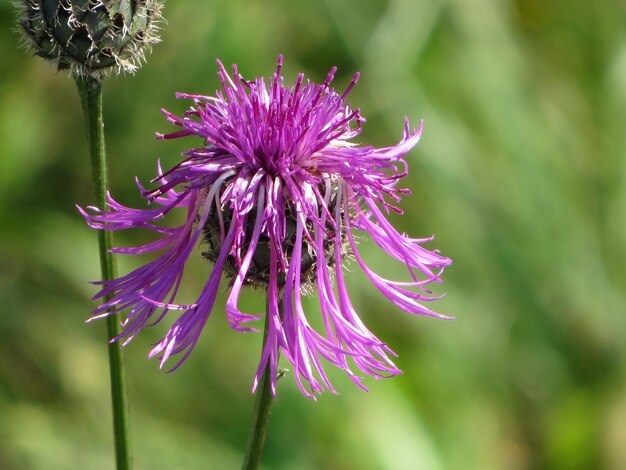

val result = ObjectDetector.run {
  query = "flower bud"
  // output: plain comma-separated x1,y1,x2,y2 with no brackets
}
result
18,0,163,77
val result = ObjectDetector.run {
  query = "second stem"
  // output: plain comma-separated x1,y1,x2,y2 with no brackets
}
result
242,297,279,469
76,75,132,470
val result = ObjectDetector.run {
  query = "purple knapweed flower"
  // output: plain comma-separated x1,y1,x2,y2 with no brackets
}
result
80,56,451,398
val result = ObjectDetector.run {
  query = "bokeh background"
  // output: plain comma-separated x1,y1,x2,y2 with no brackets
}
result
1,0,626,468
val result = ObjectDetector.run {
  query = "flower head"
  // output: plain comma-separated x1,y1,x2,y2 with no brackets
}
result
80,56,452,397
17,0,163,77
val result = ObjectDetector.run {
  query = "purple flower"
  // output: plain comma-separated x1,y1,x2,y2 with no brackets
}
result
80,56,451,397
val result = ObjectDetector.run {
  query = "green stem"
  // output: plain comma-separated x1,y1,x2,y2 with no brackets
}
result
75,76,132,470
242,298,278,470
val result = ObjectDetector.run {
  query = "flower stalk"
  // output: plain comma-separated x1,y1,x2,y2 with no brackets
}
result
242,298,277,470
75,75,132,470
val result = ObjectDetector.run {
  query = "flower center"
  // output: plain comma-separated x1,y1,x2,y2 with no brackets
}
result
202,196,338,288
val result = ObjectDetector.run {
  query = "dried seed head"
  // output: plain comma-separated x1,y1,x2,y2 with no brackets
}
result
17,0,164,78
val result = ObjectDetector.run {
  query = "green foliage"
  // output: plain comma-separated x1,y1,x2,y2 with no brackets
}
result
1,0,625,468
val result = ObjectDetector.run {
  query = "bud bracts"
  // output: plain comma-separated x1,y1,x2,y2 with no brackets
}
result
18,0,163,77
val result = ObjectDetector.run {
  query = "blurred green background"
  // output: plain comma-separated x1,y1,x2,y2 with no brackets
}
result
1,0,625,469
